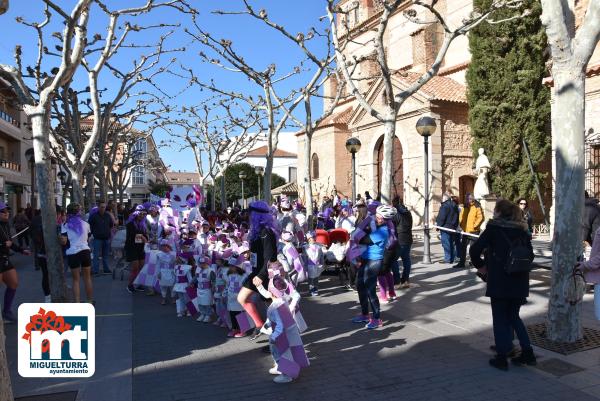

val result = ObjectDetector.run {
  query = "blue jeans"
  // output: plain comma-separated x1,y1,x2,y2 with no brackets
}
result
391,245,412,284
92,238,111,274
357,259,382,319
440,231,455,262
454,233,462,259
490,298,531,356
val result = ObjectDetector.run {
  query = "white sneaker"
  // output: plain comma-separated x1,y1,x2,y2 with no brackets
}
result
202,314,212,323
260,326,273,336
177,312,184,318
269,366,281,375
44,295,51,303
273,374,293,383
196,314,205,322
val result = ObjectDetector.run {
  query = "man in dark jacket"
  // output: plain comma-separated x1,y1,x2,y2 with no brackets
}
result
88,201,114,275
583,191,600,246
392,197,413,288
436,192,459,263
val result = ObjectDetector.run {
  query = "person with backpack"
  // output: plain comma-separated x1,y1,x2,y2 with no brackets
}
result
392,197,413,288
469,199,535,371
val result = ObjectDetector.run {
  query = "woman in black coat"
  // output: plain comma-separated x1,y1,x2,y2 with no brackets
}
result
125,206,148,293
470,199,535,371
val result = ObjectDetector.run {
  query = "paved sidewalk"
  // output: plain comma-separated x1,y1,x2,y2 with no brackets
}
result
5,253,132,401
6,241,600,401
131,242,600,401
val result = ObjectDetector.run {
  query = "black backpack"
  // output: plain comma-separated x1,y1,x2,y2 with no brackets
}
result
499,230,533,275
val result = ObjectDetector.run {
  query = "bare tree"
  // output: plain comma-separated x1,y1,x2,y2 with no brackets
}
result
183,7,316,202
327,0,527,203
160,99,262,209
540,0,600,342
49,2,185,208
0,0,92,303
219,1,347,219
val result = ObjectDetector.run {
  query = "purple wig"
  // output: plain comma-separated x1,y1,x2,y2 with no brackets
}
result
66,212,85,235
127,211,147,233
248,200,279,241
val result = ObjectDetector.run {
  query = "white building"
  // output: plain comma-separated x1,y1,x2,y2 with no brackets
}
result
233,132,298,182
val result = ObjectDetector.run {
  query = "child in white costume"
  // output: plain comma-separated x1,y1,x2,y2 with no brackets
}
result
224,258,248,338
195,259,216,322
257,275,309,384
303,231,325,296
156,239,177,305
211,256,229,328
173,262,194,317
280,231,306,286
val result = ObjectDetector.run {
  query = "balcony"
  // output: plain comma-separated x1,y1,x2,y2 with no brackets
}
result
0,159,21,172
0,110,20,128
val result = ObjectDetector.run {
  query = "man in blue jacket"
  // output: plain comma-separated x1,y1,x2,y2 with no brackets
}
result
436,192,459,263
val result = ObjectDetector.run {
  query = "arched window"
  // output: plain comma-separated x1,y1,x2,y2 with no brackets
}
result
311,153,319,179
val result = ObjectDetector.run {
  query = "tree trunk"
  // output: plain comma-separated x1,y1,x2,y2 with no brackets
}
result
30,112,68,302
0,313,13,401
97,142,107,203
70,170,84,205
85,169,95,210
546,68,586,342
380,114,396,204
303,130,314,219
220,176,226,209
263,155,274,203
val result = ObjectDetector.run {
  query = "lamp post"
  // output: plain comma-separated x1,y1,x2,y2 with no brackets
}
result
345,137,362,203
239,171,247,209
25,148,36,208
254,165,264,201
416,116,437,264
57,171,67,207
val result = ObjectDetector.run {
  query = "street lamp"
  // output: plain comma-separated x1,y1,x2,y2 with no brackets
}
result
345,137,362,203
239,171,247,209
416,115,437,265
25,148,36,208
254,165,264,201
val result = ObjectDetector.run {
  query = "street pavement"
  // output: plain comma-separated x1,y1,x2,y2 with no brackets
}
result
5,239,600,401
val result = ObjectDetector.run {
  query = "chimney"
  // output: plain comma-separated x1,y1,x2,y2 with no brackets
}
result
323,73,338,112
410,23,443,74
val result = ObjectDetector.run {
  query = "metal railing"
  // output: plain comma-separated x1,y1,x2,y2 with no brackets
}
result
0,159,21,172
0,110,19,128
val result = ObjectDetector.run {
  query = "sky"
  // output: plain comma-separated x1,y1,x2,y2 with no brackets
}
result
0,0,330,172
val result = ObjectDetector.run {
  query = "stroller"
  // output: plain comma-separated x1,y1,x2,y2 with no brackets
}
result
315,228,352,289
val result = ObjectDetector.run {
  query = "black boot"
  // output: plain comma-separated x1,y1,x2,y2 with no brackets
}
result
511,348,537,366
489,355,508,371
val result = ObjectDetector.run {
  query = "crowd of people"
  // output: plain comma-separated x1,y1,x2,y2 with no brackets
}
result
4,187,600,378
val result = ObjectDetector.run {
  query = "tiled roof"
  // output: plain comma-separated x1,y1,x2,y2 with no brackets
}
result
317,106,354,127
165,171,201,184
398,72,467,103
271,181,298,195
246,145,296,158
